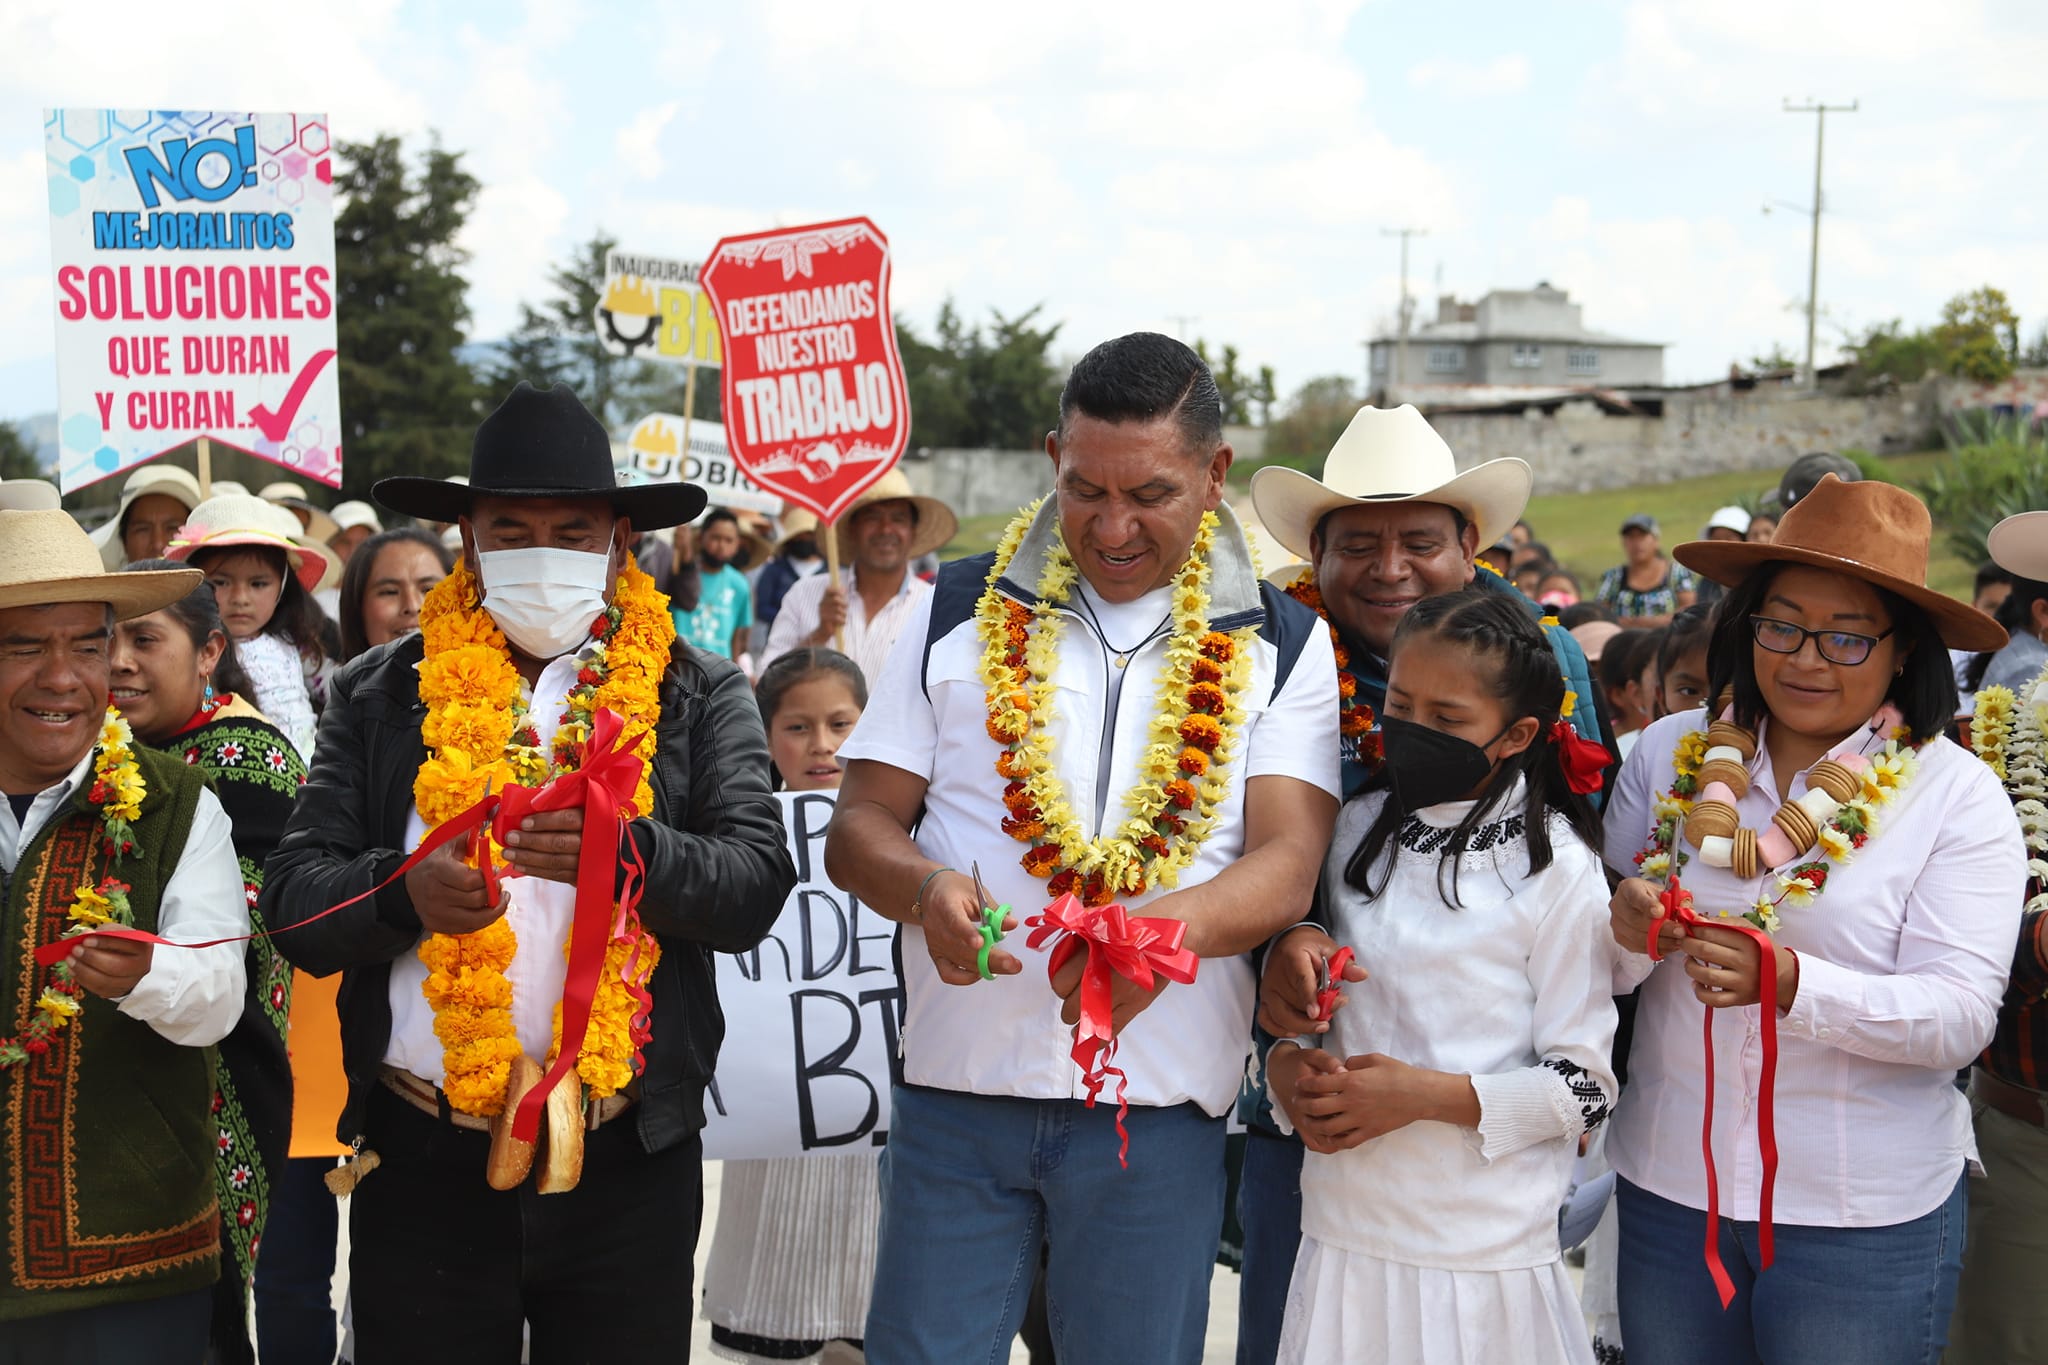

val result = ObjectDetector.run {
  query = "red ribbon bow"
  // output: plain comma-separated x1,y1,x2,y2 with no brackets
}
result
41,708,657,1148
1646,874,1780,1309
1024,892,1200,1167
1550,719,1608,796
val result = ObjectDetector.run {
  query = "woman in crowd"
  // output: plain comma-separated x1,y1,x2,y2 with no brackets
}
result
165,493,337,760
91,462,203,568
1603,476,2024,1364
1597,515,1698,630
1965,570,2048,698
703,649,876,1364
335,526,454,661
111,565,307,1365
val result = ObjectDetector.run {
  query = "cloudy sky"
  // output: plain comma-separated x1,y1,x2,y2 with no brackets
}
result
2,0,2043,424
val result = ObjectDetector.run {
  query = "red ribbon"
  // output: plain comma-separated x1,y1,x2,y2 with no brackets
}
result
1550,719,1608,795
1646,874,1780,1309
41,708,655,1147
1023,892,1200,1167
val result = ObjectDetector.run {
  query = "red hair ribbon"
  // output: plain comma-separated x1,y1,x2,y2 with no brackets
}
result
1024,893,1200,1167
1550,719,1608,795
1646,875,1780,1310
41,708,657,1147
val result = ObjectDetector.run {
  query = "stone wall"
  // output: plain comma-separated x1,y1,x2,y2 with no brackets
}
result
1429,380,1944,495
899,447,1053,522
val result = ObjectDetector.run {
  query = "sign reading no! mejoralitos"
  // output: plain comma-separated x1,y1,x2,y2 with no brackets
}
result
43,110,341,493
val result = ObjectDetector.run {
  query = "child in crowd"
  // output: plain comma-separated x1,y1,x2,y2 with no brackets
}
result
166,493,335,761
702,649,876,1364
1653,602,1714,718
1263,589,1616,1365
1596,627,1661,759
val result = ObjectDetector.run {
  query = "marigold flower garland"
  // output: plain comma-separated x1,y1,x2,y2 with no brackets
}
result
413,561,671,1116
0,711,143,1068
1281,570,1381,769
1635,705,1918,932
977,501,1256,905
1974,663,2048,914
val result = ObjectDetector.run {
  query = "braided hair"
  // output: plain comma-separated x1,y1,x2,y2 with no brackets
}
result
1345,587,1604,906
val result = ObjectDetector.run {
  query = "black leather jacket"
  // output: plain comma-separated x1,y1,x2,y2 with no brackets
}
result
259,633,794,1152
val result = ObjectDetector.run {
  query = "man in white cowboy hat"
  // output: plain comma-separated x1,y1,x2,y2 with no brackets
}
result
757,468,959,685
89,462,204,570
0,510,249,1359
1238,404,1605,1363
827,333,1339,1363
260,381,794,1361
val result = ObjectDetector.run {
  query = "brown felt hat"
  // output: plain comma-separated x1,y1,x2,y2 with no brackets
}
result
1675,474,2005,653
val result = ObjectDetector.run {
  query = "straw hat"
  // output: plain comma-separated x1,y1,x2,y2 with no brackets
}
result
1250,405,1532,561
0,479,60,512
0,509,201,619
89,463,204,570
1988,511,2048,584
832,469,958,559
1676,474,2005,652
163,493,338,592
260,479,341,545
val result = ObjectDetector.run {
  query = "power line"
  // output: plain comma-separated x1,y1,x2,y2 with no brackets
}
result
1381,228,1428,393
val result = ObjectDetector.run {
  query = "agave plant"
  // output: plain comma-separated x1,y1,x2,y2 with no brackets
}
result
1918,409,2048,566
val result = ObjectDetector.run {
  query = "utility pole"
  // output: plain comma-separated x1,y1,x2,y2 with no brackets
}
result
1382,227,1427,393
1166,314,1200,342
1784,98,1856,387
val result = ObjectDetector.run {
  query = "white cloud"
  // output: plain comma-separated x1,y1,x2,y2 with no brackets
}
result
615,102,681,182
1408,55,1531,98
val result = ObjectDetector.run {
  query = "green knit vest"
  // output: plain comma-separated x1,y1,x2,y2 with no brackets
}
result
0,746,216,1320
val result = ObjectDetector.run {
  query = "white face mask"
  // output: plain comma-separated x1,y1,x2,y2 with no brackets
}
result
477,546,613,660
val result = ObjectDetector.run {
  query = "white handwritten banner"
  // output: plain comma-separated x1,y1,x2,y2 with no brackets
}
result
701,790,903,1159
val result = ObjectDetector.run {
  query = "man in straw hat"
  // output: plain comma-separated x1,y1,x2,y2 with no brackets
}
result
1239,403,1605,1361
0,510,249,1358
756,467,958,685
825,333,1341,1361
260,381,795,1359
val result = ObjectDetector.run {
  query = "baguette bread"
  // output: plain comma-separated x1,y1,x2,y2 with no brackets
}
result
537,1075,585,1195
485,1054,543,1191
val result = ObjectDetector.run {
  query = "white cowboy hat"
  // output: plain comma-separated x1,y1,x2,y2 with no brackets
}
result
0,479,60,512
832,468,959,560
163,492,339,592
89,463,204,570
260,479,342,546
1988,510,2048,584
329,499,385,536
0,509,201,619
1249,405,1533,562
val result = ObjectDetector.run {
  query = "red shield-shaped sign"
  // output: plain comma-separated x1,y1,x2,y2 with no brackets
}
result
699,217,910,524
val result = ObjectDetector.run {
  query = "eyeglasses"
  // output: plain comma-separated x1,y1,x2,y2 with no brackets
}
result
1749,615,1894,666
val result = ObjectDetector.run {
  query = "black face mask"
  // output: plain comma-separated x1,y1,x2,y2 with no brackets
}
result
1376,715,1512,815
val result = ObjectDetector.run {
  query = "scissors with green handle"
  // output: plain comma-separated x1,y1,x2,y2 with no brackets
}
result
970,862,1009,981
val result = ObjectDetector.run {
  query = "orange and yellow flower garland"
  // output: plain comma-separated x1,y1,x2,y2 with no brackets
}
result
1281,570,1379,768
976,501,1256,906
412,561,671,1117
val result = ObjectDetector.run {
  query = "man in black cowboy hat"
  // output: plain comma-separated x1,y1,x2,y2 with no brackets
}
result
261,382,795,1360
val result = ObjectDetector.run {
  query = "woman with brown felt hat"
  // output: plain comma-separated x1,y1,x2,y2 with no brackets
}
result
1601,475,2024,1364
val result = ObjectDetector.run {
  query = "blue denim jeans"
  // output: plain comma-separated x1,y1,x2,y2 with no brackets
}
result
1234,1127,1303,1365
254,1155,340,1365
866,1084,1225,1365
1616,1173,1968,1365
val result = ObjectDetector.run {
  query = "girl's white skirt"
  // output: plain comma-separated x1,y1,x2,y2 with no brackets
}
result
1278,1235,1594,1365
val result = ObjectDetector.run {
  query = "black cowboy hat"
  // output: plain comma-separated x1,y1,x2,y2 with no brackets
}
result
374,381,708,529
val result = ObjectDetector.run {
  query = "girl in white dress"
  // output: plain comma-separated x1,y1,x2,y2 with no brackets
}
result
1265,588,1617,1365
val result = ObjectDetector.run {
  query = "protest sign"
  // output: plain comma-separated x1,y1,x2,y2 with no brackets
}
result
592,251,722,367
621,412,782,516
700,790,902,1160
44,110,340,492
698,217,910,524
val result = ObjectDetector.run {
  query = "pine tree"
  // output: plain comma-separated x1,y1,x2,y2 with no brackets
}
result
332,135,484,496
